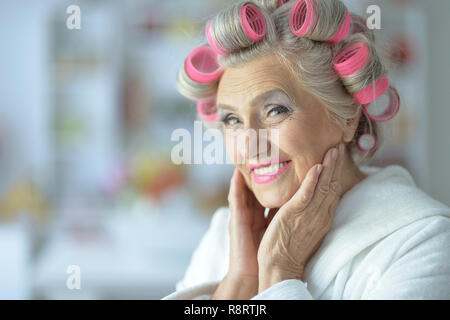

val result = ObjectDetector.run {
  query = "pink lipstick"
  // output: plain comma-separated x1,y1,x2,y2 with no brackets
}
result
250,159,292,184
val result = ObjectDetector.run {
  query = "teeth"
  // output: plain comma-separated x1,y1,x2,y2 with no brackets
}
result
253,162,289,175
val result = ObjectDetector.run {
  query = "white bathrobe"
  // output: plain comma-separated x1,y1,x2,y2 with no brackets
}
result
162,165,450,300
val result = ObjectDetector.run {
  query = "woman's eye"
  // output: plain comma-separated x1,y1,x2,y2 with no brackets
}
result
267,105,288,117
222,115,240,127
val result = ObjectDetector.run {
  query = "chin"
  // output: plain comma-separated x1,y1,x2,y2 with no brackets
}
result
253,188,294,209
247,165,302,209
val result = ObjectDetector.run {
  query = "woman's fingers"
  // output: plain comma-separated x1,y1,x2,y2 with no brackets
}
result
228,168,250,224
309,144,339,209
331,143,345,197
233,168,263,209
228,168,246,207
283,163,323,212
228,167,265,227
319,143,345,214
228,168,239,210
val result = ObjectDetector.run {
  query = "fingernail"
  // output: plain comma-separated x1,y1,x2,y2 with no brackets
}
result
332,148,338,161
316,164,323,175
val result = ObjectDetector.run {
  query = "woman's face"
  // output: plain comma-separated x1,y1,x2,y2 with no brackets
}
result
217,53,351,209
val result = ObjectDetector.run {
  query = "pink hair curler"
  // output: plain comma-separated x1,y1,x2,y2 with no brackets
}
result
362,87,400,122
206,23,228,56
197,99,218,122
278,0,290,7
356,133,377,152
333,42,370,77
354,76,390,105
290,0,349,42
185,46,223,83
206,3,267,56
290,0,315,36
241,2,267,42
327,9,351,43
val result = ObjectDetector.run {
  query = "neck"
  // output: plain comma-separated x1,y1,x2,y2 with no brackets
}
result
340,148,368,196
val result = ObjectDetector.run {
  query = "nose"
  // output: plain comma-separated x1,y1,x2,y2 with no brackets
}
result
235,128,259,165
232,127,279,166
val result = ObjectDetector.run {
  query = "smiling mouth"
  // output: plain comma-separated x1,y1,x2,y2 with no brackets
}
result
250,160,292,184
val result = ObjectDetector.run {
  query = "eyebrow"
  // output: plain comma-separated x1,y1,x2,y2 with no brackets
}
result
217,88,291,111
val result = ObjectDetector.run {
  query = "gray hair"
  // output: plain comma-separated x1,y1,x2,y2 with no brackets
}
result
176,0,400,165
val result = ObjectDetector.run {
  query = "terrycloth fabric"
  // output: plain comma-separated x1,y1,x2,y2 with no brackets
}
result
162,165,450,300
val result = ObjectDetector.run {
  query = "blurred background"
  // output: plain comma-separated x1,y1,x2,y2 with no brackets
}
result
0,0,449,299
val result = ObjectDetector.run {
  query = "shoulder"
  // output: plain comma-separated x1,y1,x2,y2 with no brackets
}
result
352,214,450,299
337,164,450,226
350,208,450,270
324,165,450,298
399,214,450,257
175,207,230,291
382,214,450,258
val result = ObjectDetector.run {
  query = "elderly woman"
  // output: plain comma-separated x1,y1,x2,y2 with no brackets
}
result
163,0,450,300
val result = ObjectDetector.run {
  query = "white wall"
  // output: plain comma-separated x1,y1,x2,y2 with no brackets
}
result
419,0,450,206
0,1,59,191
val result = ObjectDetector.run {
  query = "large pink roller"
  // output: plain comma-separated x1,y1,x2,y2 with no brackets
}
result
289,0,350,42
185,46,223,83
334,42,399,123
206,2,267,56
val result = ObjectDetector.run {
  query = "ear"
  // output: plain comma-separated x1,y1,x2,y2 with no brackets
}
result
342,107,362,143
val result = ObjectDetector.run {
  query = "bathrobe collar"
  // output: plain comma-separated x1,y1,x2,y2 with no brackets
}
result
303,165,450,298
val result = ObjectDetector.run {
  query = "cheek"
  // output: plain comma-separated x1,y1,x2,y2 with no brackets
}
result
224,132,244,168
279,119,323,160
278,117,338,173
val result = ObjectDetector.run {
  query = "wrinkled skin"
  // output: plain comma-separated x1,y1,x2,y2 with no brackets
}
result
212,53,367,299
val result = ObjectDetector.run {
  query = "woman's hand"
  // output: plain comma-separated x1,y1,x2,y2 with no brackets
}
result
212,168,267,299
257,143,345,293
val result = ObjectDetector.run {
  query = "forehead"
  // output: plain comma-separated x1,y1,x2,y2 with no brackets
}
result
217,53,302,106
